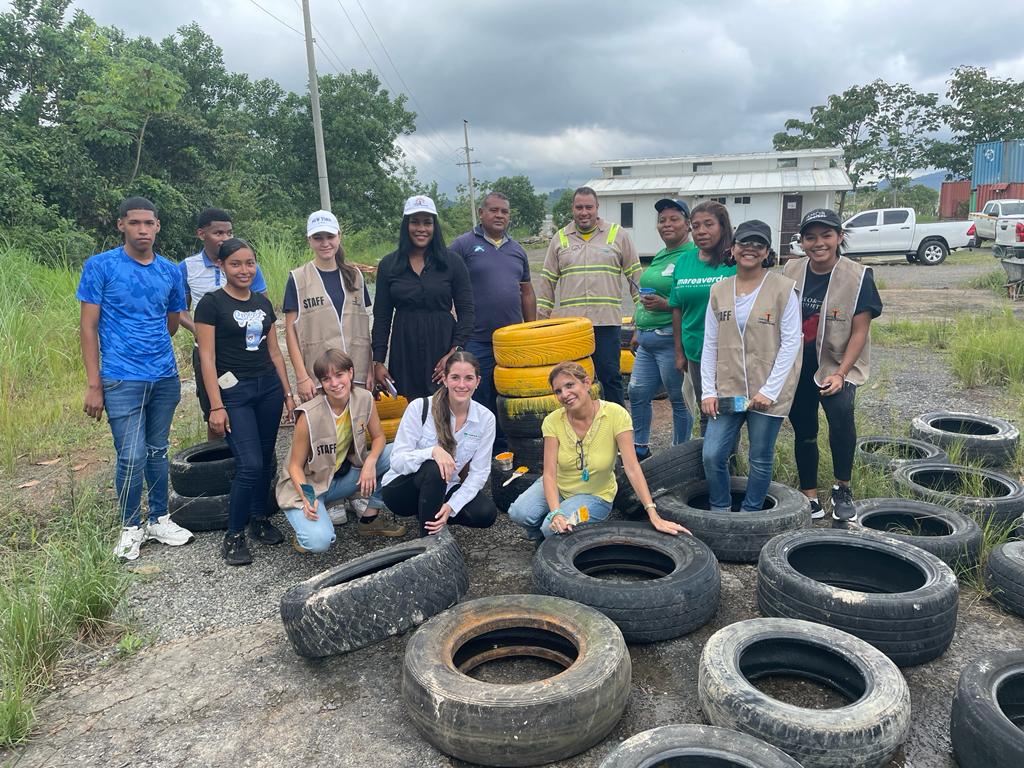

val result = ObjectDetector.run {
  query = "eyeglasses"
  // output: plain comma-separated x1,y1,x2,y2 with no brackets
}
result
736,240,768,251
575,439,585,471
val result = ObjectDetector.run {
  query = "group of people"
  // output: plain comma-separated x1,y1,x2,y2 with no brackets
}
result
77,185,879,566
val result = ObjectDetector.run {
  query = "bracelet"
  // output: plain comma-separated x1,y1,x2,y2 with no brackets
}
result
210,406,225,412
285,392,294,399
543,508,563,526
297,376,311,385
644,502,657,511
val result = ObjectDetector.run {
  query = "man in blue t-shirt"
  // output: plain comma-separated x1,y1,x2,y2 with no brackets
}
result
77,196,195,561
449,192,536,451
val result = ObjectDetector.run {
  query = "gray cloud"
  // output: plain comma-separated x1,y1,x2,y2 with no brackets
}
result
75,0,1023,192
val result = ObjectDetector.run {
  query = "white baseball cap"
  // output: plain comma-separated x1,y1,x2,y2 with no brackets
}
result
306,210,340,236
403,195,438,217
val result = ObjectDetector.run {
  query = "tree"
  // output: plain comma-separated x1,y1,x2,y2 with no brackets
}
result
854,181,938,220
488,175,545,235
552,189,574,229
929,66,1024,178
773,84,879,215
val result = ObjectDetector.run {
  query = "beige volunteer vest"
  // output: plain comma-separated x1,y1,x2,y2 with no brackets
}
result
291,261,372,385
275,387,373,510
784,256,870,386
708,271,801,417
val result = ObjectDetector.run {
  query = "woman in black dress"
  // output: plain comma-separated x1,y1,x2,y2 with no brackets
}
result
372,195,475,399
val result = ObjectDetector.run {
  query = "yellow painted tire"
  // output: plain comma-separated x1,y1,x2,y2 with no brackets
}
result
494,357,595,398
496,384,602,438
380,416,402,443
374,393,409,421
492,318,594,368
620,349,635,375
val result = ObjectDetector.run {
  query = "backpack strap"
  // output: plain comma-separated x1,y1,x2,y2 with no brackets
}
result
421,395,430,425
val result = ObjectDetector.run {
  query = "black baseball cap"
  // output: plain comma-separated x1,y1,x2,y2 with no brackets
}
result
799,208,842,233
733,220,772,245
655,198,691,218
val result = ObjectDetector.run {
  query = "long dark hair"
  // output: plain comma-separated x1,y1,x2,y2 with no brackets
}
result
432,350,480,458
396,212,449,273
690,200,734,267
332,240,360,294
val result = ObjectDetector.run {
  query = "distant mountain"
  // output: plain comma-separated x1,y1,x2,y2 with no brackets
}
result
546,187,569,211
876,171,950,191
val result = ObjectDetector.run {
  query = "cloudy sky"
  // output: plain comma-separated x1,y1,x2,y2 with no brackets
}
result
74,0,1024,194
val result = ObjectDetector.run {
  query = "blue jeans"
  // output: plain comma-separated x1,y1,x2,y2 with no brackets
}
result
593,325,624,407
284,444,393,552
103,376,181,527
467,339,506,451
629,327,693,446
222,373,284,533
703,411,783,512
507,477,613,539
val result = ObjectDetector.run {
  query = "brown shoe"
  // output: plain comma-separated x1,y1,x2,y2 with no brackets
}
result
291,536,309,554
357,512,406,537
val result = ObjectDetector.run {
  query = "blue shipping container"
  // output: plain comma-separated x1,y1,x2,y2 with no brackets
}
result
972,139,1024,186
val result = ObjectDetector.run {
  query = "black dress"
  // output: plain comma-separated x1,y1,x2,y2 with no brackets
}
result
371,249,475,399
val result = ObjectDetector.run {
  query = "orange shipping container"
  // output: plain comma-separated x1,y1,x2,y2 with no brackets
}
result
975,182,1024,211
939,180,970,219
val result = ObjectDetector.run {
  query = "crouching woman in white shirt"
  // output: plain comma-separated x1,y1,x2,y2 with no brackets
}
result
381,350,498,536
701,220,802,513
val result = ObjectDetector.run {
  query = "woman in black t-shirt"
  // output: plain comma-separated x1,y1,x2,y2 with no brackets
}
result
787,210,882,522
195,238,295,566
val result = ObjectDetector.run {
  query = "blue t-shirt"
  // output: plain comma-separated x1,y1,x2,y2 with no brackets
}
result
449,226,531,342
76,246,187,381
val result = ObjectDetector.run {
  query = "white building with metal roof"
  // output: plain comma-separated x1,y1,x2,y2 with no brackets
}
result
585,148,852,255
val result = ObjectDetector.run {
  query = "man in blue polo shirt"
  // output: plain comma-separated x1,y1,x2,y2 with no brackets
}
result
78,196,195,561
449,192,537,450
178,208,268,439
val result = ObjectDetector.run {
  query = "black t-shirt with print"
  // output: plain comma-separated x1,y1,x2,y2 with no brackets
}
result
800,264,883,353
194,289,277,379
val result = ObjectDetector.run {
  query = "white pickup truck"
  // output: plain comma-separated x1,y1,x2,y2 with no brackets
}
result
993,217,1024,259
788,207,973,265
969,199,1024,244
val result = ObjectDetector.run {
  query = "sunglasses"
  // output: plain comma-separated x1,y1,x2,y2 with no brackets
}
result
736,239,768,251
575,439,585,471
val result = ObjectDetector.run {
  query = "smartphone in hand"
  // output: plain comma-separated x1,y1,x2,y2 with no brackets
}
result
717,396,749,414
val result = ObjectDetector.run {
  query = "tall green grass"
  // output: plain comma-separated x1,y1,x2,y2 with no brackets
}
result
0,485,129,745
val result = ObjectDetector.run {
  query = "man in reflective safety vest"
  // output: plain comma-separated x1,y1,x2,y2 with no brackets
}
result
536,186,640,406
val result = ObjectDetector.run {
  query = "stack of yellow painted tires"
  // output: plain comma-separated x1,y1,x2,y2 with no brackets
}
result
373,393,408,443
620,315,636,397
491,318,598,510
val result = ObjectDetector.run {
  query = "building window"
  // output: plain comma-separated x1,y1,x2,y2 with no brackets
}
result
692,162,713,173
710,197,726,204
611,166,631,177
777,158,798,169
620,202,634,228
734,196,751,204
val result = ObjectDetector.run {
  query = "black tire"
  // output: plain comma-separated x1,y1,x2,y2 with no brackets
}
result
620,321,635,349
402,594,631,766
169,440,235,496
910,411,1020,466
506,436,546,472
169,488,228,531
280,530,468,659
757,527,959,666
614,439,705,514
532,521,720,643
984,540,1024,618
852,498,983,570
490,456,540,514
905,253,917,263
855,435,948,471
496,384,601,440
950,649,1024,768
893,461,1024,526
598,724,802,768
917,238,948,265
657,477,810,563
698,618,911,768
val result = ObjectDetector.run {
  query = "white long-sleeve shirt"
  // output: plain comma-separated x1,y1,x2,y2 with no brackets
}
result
701,278,801,414
381,396,496,514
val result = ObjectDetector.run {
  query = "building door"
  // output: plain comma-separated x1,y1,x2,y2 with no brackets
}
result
780,194,803,255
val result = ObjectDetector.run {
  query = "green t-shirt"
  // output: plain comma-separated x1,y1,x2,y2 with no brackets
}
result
635,241,696,330
668,251,736,362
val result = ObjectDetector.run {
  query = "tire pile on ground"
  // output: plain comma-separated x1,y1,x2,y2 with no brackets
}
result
491,318,597,498
373,392,408,442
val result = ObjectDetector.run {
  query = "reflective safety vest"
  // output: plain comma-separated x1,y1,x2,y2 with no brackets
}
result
558,223,619,249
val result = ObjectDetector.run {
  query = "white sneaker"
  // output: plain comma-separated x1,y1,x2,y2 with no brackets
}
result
115,526,146,561
347,497,370,518
327,504,348,526
145,514,194,546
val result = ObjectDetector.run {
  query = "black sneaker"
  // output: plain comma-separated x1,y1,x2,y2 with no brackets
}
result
248,517,284,546
809,499,825,520
222,532,253,566
831,484,856,522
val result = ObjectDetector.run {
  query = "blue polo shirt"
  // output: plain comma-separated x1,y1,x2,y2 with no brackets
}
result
449,226,531,343
76,246,187,381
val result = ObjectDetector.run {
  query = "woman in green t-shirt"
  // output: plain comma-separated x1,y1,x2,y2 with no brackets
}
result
669,200,737,435
628,198,697,458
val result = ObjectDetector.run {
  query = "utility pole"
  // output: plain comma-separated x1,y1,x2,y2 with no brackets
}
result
458,119,480,227
302,0,331,210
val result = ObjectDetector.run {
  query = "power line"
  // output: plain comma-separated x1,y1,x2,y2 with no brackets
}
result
353,0,459,156
245,0,303,36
